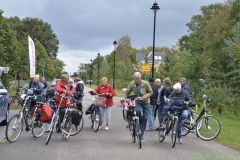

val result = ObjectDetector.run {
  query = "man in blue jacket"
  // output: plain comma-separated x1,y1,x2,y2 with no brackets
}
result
168,82,192,144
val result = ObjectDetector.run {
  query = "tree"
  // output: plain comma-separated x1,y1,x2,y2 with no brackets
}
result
0,10,22,80
7,16,59,59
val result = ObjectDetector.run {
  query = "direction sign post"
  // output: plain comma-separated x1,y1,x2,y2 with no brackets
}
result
141,65,151,72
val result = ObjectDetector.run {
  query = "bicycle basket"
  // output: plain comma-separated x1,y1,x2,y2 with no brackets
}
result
27,89,33,95
95,97,106,108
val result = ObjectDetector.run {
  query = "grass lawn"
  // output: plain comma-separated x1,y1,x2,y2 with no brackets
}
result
195,105,240,152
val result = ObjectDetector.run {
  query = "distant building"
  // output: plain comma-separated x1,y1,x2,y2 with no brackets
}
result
136,51,165,65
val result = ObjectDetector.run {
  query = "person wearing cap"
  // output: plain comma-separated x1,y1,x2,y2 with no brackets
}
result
123,72,153,140
146,78,158,131
167,82,192,144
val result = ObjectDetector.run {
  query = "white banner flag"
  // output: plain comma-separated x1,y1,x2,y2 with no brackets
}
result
28,36,36,76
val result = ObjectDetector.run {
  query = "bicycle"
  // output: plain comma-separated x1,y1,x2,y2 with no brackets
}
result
30,102,49,139
181,104,199,136
181,95,221,141
9,88,24,108
88,90,104,132
45,94,83,145
63,94,84,136
158,100,186,148
46,94,68,145
123,95,142,149
5,95,41,143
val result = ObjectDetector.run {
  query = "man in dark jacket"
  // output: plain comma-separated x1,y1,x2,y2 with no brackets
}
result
146,78,158,131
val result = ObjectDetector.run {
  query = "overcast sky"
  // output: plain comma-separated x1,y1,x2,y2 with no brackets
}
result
1,0,226,74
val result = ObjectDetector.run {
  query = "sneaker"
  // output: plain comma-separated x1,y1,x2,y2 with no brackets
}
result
146,128,154,131
140,135,144,140
99,126,103,130
105,127,109,130
179,138,183,144
155,127,160,131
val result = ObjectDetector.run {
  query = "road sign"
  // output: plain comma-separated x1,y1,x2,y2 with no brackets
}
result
141,65,150,72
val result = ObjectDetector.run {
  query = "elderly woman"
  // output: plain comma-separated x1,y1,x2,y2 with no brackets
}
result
75,77,84,111
68,79,76,93
29,75,43,112
89,77,116,130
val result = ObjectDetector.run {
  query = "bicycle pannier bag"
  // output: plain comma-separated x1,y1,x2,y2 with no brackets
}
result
39,105,52,123
72,110,83,126
95,97,106,107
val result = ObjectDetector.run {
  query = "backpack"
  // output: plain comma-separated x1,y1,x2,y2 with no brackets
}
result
72,110,83,126
164,85,173,97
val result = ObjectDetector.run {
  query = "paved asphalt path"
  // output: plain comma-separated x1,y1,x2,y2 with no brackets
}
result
0,87,239,160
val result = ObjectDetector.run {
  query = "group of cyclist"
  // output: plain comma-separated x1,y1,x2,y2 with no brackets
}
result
121,72,192,144
26,72,192,144
27,74,85,113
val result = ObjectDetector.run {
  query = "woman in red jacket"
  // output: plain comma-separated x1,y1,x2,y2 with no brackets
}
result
90,77,116,130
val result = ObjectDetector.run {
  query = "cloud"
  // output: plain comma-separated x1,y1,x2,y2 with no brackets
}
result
0,0,226,73
58,45,113,73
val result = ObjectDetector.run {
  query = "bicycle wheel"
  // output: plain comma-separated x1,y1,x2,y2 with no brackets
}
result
182,112,199,136
61,115,72,139
171,118,178,148
158,115,168,142
31,115,44,138
90,112,94,129
46,117,57,145
135,119,141,149
5,114,23,143
70,118,84,136
9,96,21,108
93,109,101,132
130,119,136,143
196,116,221,141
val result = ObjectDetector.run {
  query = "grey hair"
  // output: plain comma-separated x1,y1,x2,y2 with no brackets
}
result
173,82,181,90
134,72,141,77
180,78,186,82
68,78,74,83
155,78,161,83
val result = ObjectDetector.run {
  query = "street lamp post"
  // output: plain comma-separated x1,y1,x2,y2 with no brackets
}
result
150,1,160,78
42,60,45,77
97,53,100,85
113,40,117,89
90,59,92,87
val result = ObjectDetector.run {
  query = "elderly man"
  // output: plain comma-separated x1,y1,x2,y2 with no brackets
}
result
168,82,192,144
124,72,153,140
180,78,189,92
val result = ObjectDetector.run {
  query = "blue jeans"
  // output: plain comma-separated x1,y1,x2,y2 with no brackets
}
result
78,96,84,103
135,101,150,136
158,104,169,123
147,105,156,129
100,107,112,124
177,109,189,138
